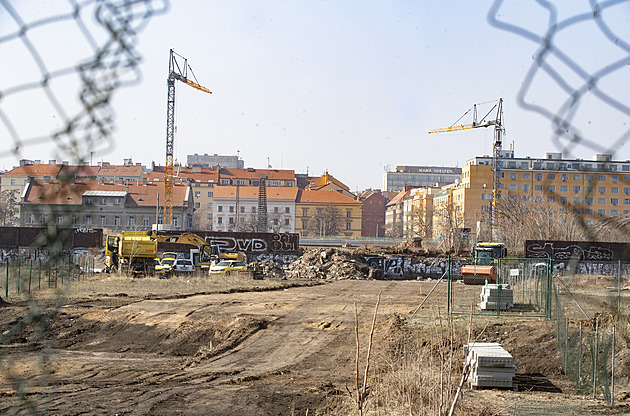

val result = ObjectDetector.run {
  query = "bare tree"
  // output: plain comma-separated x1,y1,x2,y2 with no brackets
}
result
0,190,19,226
434,200,466,253
307,204,342,237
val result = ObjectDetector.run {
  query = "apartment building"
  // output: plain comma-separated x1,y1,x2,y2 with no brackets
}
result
296,190,362,238
357,190,386,237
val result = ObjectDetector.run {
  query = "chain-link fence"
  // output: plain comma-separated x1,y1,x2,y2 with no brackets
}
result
555,284,618,405
447,257,552,317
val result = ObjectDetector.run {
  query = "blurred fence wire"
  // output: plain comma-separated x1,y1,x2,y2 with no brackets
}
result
488,0,630,159
0,0,169,164
0,2,166,413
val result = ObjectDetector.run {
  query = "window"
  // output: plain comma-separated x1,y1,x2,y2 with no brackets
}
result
252,206,256,213
346,222,351,230
547,196,555,202
195,191,201,197
573,174,581,180
229,206,234,213
547,173,556,180
522,172,530,179
509,184,517,190
611,209,619,216
599,175,607,181
481,193,492,200
625,199,630,205
173,217,178,227
100,216,106,226
272,181,281,186
285,218,290,226
217,217,223,224
207,213,212,220
241,206,245,213
509,172,517,180
535,173,543,180
218,206,223,212
100,198,106,205
586,197,593,204
612,176,619,183
598,209,606,216
573,197,580,203
535,196,543,202
114,216,120,226
534,184,543,191
10,179,15,186
560,185,568,192
114,198,122,205
598,186,606,193
611,187,619,193
274,207,279,213
586,174,594,182
587,186,594,193
143,216,149,227
56,215,63,225
128,216,135,226
207,203,212,209
560,174,569,181
573,186,581,193
194,202,200,208
285,207,290,214
229,217,234,224
346,210,352,218
547,185,555,192
207,191,213,197
302,220,307,229
585,209,593,215
611,198,619,205
625,210,630,215
302,208,308,216
27,214,34,224
560,197,568,204
481,205,490,212
598,197,606,204
86,215,92,225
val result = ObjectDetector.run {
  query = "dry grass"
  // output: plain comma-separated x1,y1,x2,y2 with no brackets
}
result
28,272,323,302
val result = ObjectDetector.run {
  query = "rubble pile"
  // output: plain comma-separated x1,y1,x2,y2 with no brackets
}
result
248,262,285,278
284,248,381,280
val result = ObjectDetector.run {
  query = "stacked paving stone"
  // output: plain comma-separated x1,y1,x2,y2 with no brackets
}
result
464,342,516,389
479,283,513,311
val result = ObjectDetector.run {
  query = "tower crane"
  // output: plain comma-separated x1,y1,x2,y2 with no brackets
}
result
429,98,504,240
164,49,211,226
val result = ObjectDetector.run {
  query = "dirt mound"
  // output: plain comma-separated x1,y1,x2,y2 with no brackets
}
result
284,248,383,280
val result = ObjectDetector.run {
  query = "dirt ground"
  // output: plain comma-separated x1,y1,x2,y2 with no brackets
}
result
0,277,628,415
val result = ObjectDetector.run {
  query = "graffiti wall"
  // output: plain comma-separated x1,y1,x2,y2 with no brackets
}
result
197,231,299,254
525,240,630,261
363,256,447,279
0,226,103,249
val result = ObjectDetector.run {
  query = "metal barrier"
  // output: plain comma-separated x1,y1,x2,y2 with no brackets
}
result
447,257,552,318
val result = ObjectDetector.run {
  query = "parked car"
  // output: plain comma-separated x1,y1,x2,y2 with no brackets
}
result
155,258,173,276
157,258,194,275
209,260,247,275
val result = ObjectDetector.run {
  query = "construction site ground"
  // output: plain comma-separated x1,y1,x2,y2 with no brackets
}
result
0,274,628,415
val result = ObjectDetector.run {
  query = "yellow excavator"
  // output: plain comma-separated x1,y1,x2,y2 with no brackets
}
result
147,231,245,268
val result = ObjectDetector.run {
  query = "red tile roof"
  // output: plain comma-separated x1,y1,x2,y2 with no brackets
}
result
220,168,295,181
4,164,63,176
296,190,361,205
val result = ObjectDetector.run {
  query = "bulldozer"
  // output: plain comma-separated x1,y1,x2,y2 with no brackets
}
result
461,241,507,285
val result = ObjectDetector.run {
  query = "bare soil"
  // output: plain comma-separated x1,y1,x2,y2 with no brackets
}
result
0,277,628,415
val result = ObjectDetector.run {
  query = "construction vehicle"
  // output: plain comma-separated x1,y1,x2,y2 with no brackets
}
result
105,231,157,275
164,49,211,226
147,231,246,268
461,241,508,285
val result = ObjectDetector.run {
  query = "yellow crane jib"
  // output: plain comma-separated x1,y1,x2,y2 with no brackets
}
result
185,79,212,94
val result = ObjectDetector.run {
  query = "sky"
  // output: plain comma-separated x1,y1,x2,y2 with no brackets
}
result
1,1,629,192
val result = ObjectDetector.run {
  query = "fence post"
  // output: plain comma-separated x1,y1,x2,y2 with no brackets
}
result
611,325,615,408
38,258,41,290
5,261,8,299
593,318,599,399
618,261,621,317
565,317,569,371
28,259,32,295
578,321,582,389
16,258,20,295
447,255,451,315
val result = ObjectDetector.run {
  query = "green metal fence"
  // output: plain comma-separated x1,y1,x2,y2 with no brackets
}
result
447,257,553,317
1,251,96,300
554,285,616,404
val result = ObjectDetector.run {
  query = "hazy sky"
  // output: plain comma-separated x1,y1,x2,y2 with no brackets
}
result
1,1,629,192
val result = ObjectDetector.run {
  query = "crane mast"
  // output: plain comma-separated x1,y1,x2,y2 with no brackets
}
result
164,49,211,226
429,98,504,240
